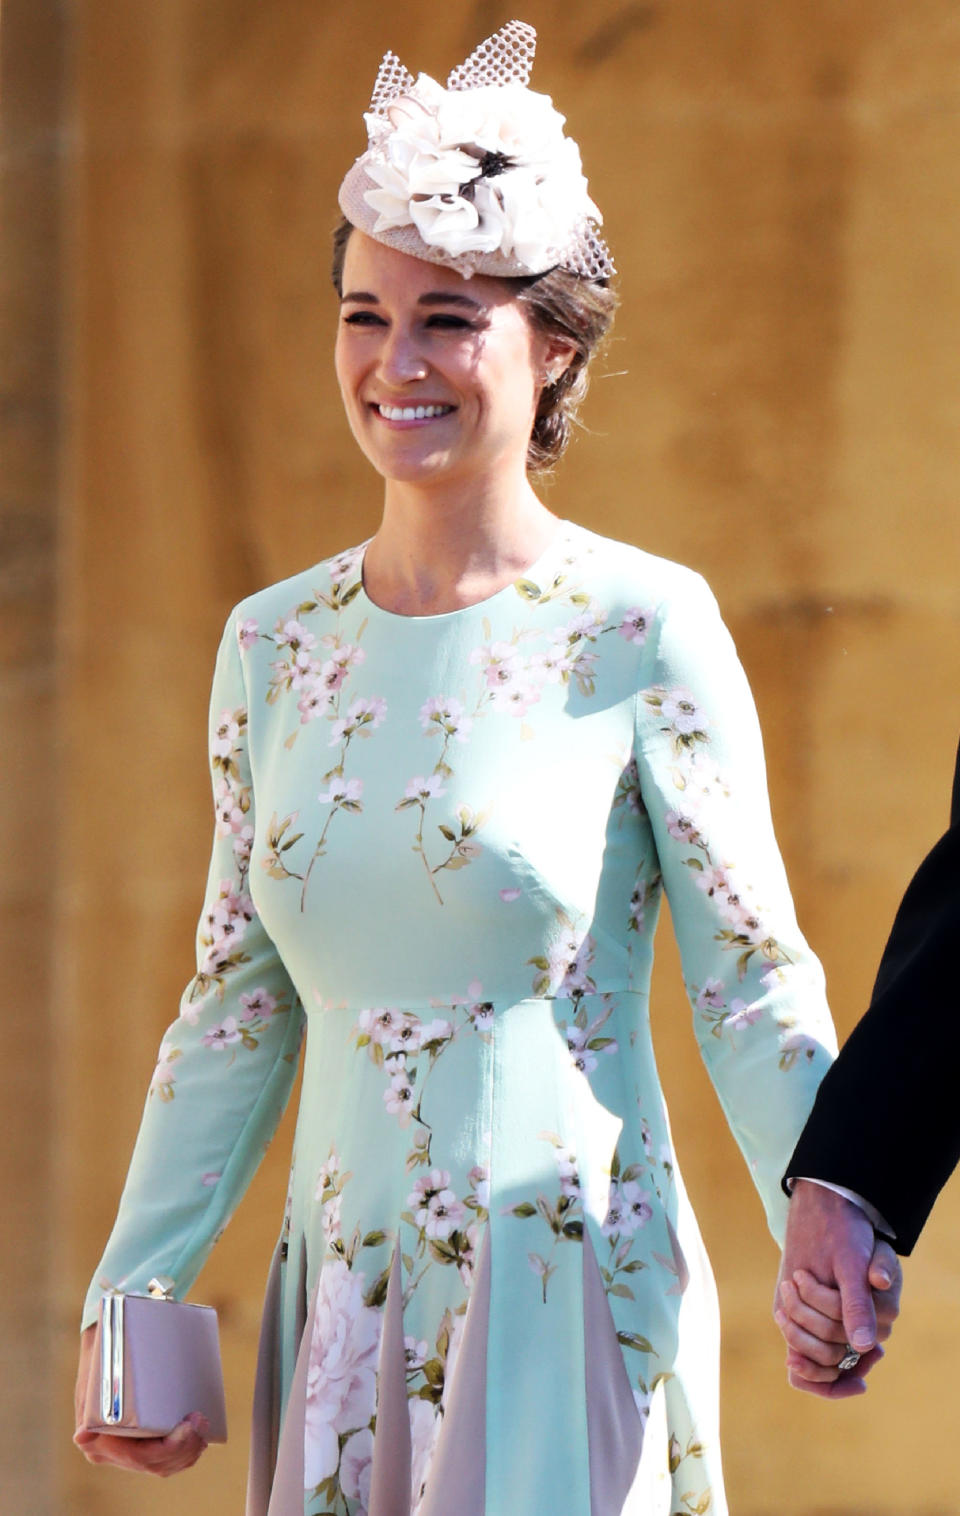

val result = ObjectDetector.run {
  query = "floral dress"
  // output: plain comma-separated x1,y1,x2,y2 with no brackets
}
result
83,520,837,1516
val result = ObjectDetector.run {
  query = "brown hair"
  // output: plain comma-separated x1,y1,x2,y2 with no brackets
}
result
330,216,617,473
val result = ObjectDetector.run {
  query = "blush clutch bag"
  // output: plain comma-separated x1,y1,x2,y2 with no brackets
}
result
81,1277,228,1441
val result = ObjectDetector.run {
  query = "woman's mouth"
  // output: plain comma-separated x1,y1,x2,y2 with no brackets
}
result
373,403,456,424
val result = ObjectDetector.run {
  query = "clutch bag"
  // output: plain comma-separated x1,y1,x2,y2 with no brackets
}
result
81,1276,228,1441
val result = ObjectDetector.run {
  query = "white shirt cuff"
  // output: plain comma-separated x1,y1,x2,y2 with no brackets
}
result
789,1176,895,1238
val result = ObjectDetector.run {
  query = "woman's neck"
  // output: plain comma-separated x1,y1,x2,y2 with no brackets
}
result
361,473,560,617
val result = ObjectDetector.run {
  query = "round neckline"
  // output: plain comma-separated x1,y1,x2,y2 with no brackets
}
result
355,519,574,625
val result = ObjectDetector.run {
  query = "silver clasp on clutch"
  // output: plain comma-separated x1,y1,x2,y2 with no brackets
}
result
100,1292,125,1425
100,1278,177,1424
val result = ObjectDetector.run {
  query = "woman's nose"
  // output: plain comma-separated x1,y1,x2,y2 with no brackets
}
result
377,327,429,385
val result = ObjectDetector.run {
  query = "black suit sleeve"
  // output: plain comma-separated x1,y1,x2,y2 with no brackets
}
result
785,744,960,1255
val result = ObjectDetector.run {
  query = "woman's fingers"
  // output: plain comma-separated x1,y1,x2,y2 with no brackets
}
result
73,1414,210,1475
787,1361,868,1399
786,1342,884,1395
778,1277,847,1346
146,1415,210,1475
869,1240,902,1338
774,1306,850,1368
873,1305,895,1344
791,1268,844,1319
783,1348,842,1382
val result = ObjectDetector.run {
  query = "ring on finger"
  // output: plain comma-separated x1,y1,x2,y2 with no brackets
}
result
837,1345,861,1372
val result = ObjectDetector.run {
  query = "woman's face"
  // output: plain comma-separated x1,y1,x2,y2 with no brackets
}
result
334,230,556,490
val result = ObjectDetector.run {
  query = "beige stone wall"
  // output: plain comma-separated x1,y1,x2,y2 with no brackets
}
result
3,2,959,1510
0,3,63,1510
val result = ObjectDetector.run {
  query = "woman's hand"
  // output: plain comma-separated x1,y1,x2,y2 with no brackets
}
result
73,1322,211,1475
776,1263,896,1396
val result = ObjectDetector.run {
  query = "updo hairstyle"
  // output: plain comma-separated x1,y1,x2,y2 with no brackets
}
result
330,216,617,473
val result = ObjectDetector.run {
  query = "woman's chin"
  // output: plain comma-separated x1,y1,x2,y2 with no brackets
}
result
366,446,461,487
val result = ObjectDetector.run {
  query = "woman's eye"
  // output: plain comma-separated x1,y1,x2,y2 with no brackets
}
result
425,315,474,331
343,311,386,327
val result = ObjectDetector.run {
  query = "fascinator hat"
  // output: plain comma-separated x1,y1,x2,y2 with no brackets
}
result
338,20,615,281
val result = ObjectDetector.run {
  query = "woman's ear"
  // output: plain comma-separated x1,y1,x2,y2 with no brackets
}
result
541,341,577,388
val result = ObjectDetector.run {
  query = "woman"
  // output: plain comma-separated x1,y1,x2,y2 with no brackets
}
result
75,22,840,1515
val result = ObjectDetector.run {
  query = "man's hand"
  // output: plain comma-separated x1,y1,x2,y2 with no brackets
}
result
774,1179,902,1398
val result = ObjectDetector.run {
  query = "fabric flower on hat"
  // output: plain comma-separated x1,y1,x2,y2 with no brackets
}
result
358,74,601,272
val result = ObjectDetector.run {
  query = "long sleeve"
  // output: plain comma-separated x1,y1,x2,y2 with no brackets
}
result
634,570,837,1244
786,745,960,1254
81,615,306,1330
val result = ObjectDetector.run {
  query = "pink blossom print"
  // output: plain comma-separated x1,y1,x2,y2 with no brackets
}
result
618,606,656,645
303,1260,380,1493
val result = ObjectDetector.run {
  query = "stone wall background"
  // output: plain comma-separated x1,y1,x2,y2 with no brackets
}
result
3,2,959,1511
0,3,62,1509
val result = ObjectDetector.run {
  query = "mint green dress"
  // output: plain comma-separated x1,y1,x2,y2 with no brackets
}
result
83,521,837,1516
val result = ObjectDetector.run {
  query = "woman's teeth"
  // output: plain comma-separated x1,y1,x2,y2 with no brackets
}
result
377,403,454,421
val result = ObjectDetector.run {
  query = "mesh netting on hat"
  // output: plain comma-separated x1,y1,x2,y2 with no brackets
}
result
369,51,416,118
446,19,537,91
564,224,617,282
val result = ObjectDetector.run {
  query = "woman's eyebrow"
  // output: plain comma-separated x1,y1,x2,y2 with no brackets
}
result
340,290,485,311
418,292,484,312
340,290,487,317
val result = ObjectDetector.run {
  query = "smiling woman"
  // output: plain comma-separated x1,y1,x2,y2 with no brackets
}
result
74,20,840,1516
331,215,617,474
333,232,576,507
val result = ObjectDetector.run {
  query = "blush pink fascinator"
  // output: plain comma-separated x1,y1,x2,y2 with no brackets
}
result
338,20,615,281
